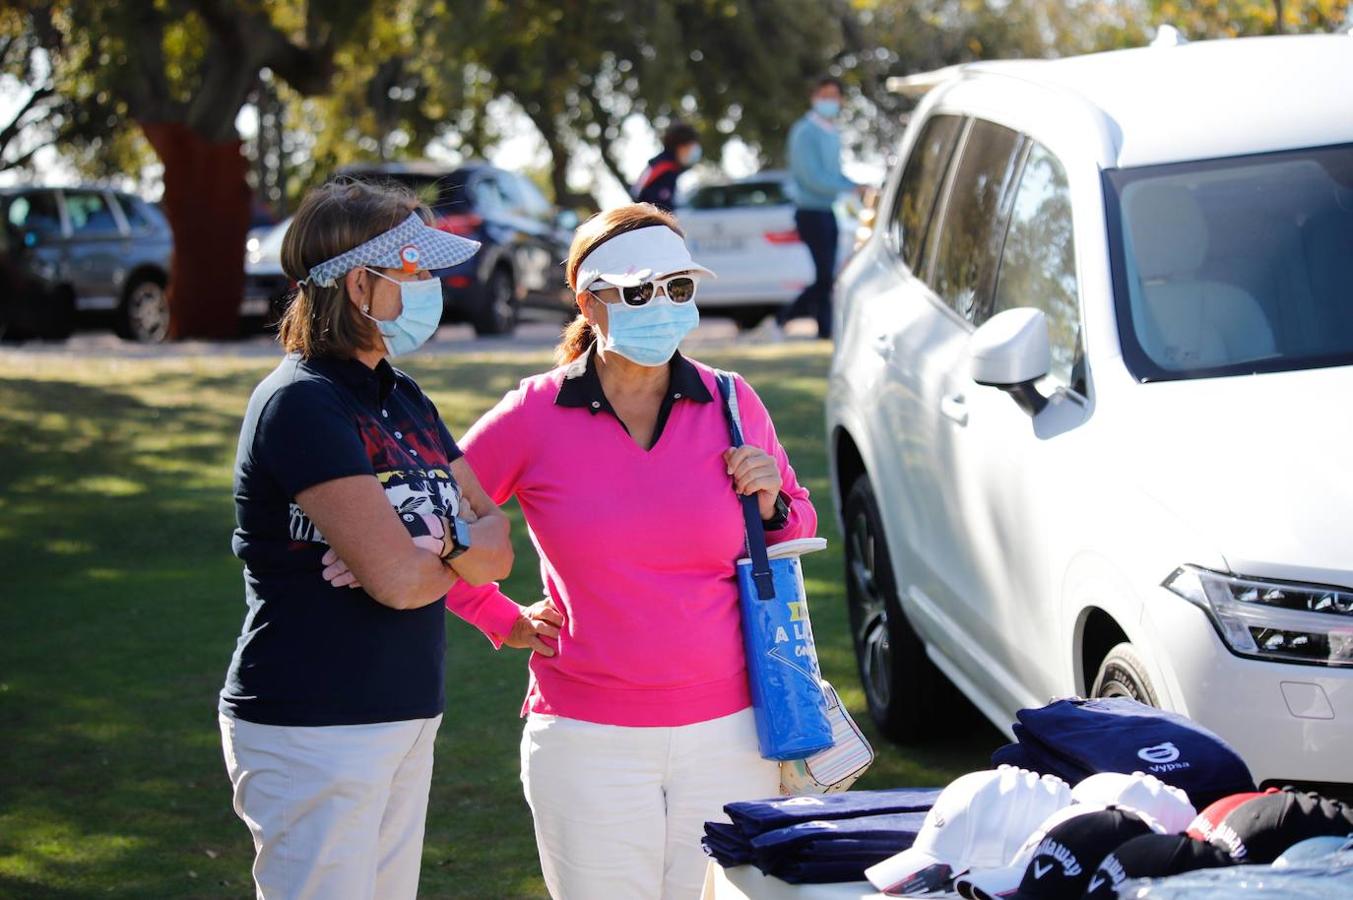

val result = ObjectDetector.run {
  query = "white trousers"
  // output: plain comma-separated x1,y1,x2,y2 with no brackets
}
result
219,712,442,900
520,708,780,900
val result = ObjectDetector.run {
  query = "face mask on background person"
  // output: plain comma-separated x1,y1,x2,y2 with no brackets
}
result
679,143,703,166
812,98,841,119
361,268,444,357
594,288,700,368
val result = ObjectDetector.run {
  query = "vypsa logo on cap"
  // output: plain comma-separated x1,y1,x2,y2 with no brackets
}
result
1137,741,1188,773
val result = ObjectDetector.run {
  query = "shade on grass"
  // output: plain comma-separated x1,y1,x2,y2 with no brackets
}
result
0,344,999,898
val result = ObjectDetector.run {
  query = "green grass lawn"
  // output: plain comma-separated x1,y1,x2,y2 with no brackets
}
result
0,343,1000,898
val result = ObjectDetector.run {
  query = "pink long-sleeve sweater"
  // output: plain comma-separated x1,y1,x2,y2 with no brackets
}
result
445,353,817,727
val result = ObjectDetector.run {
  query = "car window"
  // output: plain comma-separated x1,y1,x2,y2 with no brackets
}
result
1106,141,1353,381
473,175,511,215
64,191,122,236
927,119,1023,322
889,114,963,273
8,191,63,236
116,194,156,232
512,174,553,219
689,181,791,210
991,142,1083,390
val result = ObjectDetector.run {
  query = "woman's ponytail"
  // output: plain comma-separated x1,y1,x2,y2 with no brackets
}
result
555,314,594,365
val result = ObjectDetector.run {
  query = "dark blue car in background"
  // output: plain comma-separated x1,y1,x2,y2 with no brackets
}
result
340,161,577,335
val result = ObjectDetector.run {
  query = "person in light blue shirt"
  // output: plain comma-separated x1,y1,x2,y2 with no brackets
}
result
776,76,863,339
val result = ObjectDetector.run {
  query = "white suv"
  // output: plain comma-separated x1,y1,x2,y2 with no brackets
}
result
825,34,1353,792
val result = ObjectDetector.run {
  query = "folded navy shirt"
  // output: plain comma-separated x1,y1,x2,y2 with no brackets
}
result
1015,698,1254,808
724,788,941,837
992,723,1095,784
749,811,928,860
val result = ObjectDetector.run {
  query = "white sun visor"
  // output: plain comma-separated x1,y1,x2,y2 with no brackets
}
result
575,224,716,290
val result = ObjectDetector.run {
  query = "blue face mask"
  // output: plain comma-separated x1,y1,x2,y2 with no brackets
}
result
362,268,443,357
680,144,703,166
597,294,700,367
813,99,841,119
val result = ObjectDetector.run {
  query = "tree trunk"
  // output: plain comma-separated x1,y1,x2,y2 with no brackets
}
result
140,120,251,339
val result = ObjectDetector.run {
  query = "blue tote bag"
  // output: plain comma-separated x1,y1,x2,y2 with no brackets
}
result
715,371,834,760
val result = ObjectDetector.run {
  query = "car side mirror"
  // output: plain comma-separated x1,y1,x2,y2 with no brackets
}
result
969,307,1051,416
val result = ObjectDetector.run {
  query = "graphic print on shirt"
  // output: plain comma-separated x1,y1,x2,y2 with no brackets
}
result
286,467,461,546
286,407,461,547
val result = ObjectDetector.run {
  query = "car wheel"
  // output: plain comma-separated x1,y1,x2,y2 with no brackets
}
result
118,276,170,343
843,475,950,742
472,268,517,336
1091,642,1160,707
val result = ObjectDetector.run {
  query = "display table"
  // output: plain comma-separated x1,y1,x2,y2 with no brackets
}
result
700,863,887,900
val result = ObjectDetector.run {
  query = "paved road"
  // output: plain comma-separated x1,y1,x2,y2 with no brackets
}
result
0,314,822,360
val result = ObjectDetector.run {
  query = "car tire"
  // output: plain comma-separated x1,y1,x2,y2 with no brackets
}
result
843,475,952,743
472,267,517,336
117,275,170,343
1091,642,1160,707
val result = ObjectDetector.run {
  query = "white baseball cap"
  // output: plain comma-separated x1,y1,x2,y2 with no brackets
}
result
865,766,1072,895
1071,771,1197,834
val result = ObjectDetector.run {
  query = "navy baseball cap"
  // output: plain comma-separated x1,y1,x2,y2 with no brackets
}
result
1203,789,1353,864
1082,833,1235,898
1014,698,1254,808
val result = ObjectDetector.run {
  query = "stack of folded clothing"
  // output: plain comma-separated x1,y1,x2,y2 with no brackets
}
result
702,788,941,884
991,697,1255,808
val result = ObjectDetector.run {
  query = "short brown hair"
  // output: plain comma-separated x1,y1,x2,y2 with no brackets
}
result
278,180,424,359
555,203,684,365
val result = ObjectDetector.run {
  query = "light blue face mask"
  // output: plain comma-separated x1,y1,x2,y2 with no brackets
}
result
812,98,841,119
680,144,703,166
362,268,443,357
597,293,700,367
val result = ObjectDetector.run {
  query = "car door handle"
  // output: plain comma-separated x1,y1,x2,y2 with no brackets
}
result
940,393,969,426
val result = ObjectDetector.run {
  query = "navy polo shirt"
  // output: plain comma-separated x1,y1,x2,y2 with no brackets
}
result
220,353,463,727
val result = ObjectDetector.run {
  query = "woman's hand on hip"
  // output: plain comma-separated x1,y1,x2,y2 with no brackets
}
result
504,599,563,657
723,445,783,520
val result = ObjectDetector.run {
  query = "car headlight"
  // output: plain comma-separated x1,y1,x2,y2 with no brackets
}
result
1164,565,1353,667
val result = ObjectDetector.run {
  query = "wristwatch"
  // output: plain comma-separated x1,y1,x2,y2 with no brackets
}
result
762,492,791,531
441,515,472,561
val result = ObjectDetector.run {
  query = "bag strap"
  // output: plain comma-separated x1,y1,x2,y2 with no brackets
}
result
715,370,776,600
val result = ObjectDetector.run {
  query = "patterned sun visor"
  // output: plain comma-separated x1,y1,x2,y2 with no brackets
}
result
304,212,481,287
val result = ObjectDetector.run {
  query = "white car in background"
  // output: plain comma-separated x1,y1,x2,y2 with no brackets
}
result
675,171,856,329
826,34,1353,793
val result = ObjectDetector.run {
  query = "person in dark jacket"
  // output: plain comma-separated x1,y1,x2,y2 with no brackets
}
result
632,122,702,212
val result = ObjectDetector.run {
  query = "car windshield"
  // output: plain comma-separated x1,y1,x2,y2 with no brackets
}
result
1105,142,1353,381
687,181,790,210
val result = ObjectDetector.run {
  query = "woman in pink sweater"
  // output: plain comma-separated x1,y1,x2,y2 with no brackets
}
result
337,203,818,898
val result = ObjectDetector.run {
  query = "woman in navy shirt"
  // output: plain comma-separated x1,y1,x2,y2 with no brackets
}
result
218,181,549,899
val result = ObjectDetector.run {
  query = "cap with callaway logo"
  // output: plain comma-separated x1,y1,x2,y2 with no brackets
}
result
864,766,1072,895
953,805,1163,900
1198,789,1353,864
1272,833,1353,869
1071,772,1197,834
1081,833,1235,899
